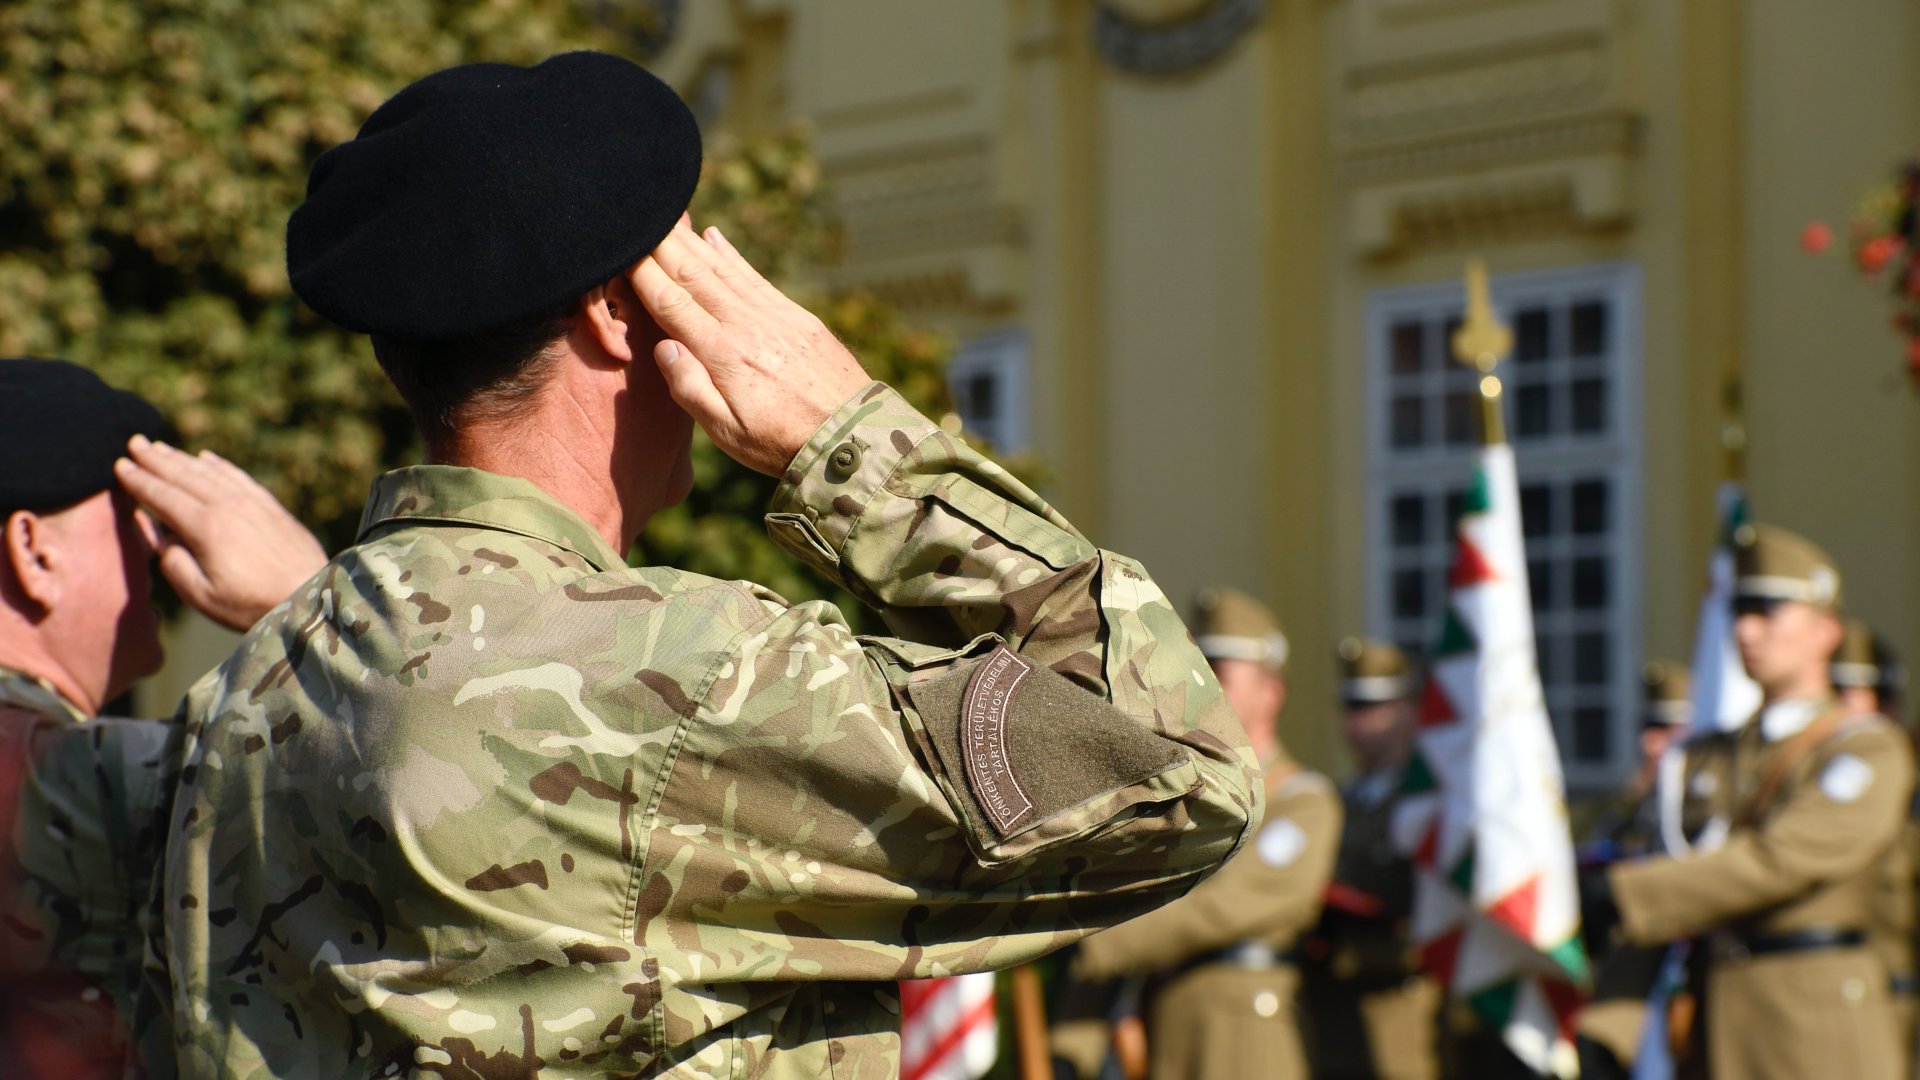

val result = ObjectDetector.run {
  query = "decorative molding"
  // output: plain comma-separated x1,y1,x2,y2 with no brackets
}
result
825,140,1026,309
1349,153,1631,258
1342,111,1637,185
1344,39,1608,145
1093,0,1267,76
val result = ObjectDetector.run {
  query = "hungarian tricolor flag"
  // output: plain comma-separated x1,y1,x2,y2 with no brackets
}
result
899,974,997,1080
1394,443,1589,1077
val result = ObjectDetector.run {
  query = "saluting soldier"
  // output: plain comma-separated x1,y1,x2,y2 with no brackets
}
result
0,359,322,1076
1299,637,1440,1080
1071,589,1340,1080
137,53,1263,1079
1837,621,1920,1076
1595,524,1916,1080
1576,661,1693,1079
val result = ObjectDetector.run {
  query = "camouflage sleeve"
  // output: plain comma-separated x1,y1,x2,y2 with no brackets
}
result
640,384,1261,979
1070,775,1341,979
1612,723,1913,945
0,709,171,1050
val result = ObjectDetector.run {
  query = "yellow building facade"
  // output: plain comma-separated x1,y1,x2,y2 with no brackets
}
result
650,0,1920,785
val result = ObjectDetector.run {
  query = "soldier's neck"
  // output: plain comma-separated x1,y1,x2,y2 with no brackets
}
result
435,382,662,555
1759,671,1834,709
0,634,94,717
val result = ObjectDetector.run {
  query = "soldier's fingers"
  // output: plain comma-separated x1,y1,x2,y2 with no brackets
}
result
651,224,750,314
196,450,283,510
702,227,784,307
153,535,216,612
126,434,224,501
628,258,724,347
651,340,734,438
113,455,206,533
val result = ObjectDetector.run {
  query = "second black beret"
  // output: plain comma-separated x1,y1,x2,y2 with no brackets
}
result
287,51,702,341
0,358,167,513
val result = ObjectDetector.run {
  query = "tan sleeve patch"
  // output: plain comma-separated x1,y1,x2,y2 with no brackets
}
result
908,644,1187,845
959,647,1038,833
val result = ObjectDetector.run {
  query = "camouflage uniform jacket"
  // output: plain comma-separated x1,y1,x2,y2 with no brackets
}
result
143,384,1263,1078
0,667,168,1078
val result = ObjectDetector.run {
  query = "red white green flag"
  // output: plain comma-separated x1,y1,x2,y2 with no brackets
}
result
1394,443,1589,1077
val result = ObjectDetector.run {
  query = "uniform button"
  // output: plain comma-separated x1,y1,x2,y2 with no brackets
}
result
1251,990,1280,1018
1843,978,1866,1004
826,443,862,482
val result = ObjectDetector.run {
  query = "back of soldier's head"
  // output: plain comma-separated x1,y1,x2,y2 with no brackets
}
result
286,52,703,451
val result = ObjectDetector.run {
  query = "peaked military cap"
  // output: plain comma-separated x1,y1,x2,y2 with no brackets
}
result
1641,660,1692,729
1831,619,1905,700
287,51,702,341
1192,588,1288,672
1336,637,1412,704
0,358,166,513
1732,523,1842,610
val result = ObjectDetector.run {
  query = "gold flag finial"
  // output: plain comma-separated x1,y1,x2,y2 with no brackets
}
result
1450,259,1510,445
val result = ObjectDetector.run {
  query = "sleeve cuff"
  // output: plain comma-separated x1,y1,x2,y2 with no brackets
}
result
765,382,941,568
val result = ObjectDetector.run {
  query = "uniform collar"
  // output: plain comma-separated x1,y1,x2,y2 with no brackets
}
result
0,664,89,723
1758,698,1825,742
1349,769,1398,809
357,466,627,573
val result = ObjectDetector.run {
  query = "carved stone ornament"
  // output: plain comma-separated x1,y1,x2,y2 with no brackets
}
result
1093,0,1268,76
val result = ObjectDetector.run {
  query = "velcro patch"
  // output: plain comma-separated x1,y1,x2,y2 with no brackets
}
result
907,643,1187,847
960,647,1038,834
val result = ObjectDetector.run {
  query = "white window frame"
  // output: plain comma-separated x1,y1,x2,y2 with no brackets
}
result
949,329,1031,453
1363,263,1644,792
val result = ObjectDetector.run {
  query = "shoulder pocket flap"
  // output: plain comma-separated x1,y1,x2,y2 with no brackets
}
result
905,644,1188,860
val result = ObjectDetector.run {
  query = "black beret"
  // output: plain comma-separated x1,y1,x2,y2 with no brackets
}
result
0,358,167,513
287,51,702,341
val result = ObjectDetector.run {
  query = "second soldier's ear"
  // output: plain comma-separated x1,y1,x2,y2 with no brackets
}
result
578,284,633,364
1,509,59,614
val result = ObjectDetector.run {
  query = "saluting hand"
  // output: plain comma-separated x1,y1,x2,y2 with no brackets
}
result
113,436,329,632
627,216,872,477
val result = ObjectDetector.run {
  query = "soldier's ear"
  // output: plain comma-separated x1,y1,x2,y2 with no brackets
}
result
1,509,59,614
578,284,634,365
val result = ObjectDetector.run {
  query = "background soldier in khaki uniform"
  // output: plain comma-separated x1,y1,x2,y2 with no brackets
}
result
1576,661,1692,1078
1597,525,1916,1080
1069,589,1341,1080
1837,621,1920,1076
1299,637,1440,1080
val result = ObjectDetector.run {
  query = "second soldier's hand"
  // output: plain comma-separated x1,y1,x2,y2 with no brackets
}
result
627,217,872,477
114,436,329,632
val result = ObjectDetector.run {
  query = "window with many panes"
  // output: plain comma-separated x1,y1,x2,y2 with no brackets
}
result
949,330,1031,453
1367,264,1642,790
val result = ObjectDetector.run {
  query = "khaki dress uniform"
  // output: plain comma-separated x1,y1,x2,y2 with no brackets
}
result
1300,638,1440,1080
1075,756,1341,1080
1607,525,1917,1080
1835,620,1920,1076
1069,588,1340,1080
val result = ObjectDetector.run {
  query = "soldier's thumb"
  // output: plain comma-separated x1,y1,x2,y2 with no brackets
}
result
652,339,734,440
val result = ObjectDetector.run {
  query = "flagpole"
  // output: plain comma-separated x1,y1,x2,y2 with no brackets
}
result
1008,964,1052,1080
1720,373,1746,485
1450,259,1512,446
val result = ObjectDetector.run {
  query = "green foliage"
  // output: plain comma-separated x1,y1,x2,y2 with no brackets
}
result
0,0,628,539
0,1,1002,629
